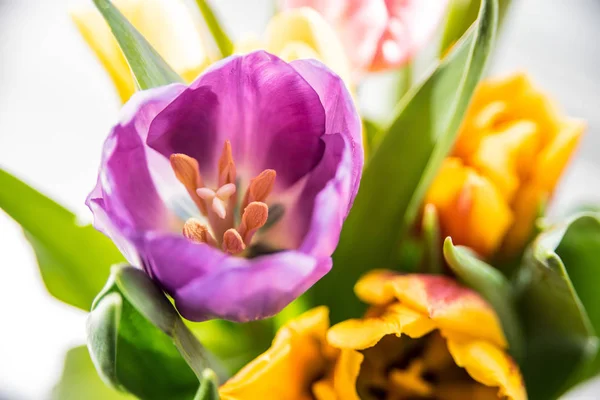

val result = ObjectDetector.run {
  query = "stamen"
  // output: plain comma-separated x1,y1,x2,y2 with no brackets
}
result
182,218,216,245
170,154,207,215
222,229,246,254
242,169,276,210
218,140,236,186
238,202,269,244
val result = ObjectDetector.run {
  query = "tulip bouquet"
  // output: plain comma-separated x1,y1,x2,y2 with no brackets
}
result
1,0,599,399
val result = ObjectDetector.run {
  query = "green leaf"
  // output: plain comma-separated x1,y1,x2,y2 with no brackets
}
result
0,168,124,310
440,0,512,56
194,0,234,58
88,265,218,400
309,0,498,323
443,237,524,360
439,0,481,55
51,346,132,400
552,213,600,379
516,214,599,399
421,204,442,274
363,118,383,157
92,0,183,90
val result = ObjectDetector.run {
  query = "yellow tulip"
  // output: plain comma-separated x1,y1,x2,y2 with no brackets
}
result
426,73,584,257
71,0,209,103
73,3,352,104
234,7,352,87
220,272,526,400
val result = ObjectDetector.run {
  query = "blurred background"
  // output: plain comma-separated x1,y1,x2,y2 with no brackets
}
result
0,0,599,398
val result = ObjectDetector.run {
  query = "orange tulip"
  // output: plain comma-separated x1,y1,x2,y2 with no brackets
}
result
220,271,526,400
426,73,584,257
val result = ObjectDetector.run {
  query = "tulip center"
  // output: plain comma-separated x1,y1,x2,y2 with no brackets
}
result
357,333,496,399
169,140,277,255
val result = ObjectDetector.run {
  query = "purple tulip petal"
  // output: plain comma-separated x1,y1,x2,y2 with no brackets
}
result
90,85,186,234
87,180,140,265
264,60,363,253
173,250,331,322
147,51,327,189
291,58,363,206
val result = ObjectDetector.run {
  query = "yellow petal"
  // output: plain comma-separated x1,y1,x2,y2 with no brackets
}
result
219,307,330,400
233,34,263,55
387,275,507,348
332,349,363,400
501,184,545,256
327,303,434,350
425,158,470,209
453,171,514,257
426,159,513,257
71,5,133,102
353,272,507,348
354,269,401,305
532,119,584,192
277,41,322,63
311,349,362,400
469,120,540,201
263,7,352,86
446,338,527,400
502,119,583,255
453,74,529,159
71,0,207,103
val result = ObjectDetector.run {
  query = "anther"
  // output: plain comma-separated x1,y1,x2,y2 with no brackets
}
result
170,154,207,215
222,229,246,254
242,169,276,210
218,140,236,186
238,202,269,244
183,219,216,246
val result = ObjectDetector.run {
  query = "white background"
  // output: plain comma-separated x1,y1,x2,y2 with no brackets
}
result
0,0,599,398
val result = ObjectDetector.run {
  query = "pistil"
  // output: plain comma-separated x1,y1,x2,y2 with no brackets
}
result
196,183,237,219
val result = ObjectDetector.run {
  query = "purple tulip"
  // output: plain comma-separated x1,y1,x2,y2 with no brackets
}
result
87,51,363,322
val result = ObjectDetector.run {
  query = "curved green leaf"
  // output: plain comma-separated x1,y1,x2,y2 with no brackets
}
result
88,265,218,400
0,168,124,310
92,0,183,90
52,346,132,400
443,237,524,360
309,0,498,322
194,369,220,400
516,213,599,399
551,213,600,379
